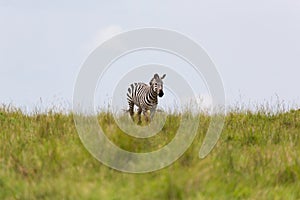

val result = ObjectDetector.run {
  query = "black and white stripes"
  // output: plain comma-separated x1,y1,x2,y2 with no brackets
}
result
127,73,166,124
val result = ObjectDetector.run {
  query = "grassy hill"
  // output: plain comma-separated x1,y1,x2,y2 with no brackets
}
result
0,106,300,199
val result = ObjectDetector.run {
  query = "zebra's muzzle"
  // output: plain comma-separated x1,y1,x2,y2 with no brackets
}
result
158,91,164,97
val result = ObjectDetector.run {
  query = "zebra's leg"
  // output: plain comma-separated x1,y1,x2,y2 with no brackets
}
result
137,107,142,125
128,102,134,121
143,109,150,123
150,105,157,121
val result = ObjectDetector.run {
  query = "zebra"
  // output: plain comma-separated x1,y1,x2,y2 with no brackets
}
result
126,73,166,124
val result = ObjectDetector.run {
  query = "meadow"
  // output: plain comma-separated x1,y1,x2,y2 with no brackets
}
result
0,105,300,199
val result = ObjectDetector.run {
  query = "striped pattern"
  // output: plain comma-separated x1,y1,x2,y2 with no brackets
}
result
127,74,166,124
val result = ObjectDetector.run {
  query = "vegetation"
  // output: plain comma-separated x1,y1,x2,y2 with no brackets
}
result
0,105,300,199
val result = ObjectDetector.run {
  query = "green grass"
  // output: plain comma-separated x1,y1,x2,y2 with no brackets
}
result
1,105,300,199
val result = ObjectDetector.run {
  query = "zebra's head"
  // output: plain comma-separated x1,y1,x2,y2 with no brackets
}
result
150,73,166,97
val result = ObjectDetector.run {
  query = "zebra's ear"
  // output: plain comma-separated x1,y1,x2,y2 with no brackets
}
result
154,74,159,79
149,77,154,85
161,74,166,79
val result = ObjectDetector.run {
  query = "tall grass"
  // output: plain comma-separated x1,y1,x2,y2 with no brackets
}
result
0,105,300,199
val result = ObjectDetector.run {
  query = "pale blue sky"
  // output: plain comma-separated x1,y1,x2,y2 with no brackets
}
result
1,1,300,111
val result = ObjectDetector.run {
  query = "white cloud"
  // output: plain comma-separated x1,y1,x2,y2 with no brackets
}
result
94,25,123,45
85,25,123,53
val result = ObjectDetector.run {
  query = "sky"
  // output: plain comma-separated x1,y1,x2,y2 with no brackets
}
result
1,0,300,112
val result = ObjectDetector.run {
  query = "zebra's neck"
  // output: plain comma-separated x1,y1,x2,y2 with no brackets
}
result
148,85,158,102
